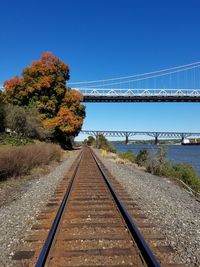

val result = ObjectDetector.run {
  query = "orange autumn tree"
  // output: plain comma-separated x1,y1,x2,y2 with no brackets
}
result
4,52,85,147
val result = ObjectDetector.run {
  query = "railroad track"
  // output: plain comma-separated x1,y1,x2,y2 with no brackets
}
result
13,147,185,267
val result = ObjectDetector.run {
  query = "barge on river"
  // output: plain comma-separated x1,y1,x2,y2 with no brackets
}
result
182,138,200,145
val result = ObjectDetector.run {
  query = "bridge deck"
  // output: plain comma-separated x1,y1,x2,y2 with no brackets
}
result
82,95,200,102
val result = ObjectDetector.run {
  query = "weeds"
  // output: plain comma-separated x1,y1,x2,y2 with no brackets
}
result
146,146,167,175
119,150,135,163
144,146,200,193
0,143,62,180
173,163,200,192
0,133,34,146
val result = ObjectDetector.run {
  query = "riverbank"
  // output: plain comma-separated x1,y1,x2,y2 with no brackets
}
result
113,143,200,176
94,149,200,267
0,150,79,267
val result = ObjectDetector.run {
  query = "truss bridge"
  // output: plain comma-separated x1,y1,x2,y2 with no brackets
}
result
81,130,200,144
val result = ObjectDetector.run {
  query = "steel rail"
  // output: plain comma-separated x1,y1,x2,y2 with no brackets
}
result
35,151,83,267
35,148,160,266
91,150,161,267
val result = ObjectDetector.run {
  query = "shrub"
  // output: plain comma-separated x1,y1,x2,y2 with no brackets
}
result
146,146,168,175
159,164,178,177
156,145,168,165
0,143,62,180
109,146,117,154
173,164,200,192
0,133,33,146
144,145,200,193
146,160,200,193
119,150,135,163
146,158,161,175
4,104,51,140
136,149,149,166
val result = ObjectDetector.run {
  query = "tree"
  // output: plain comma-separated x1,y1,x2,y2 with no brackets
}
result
86,136,96,146
96,134,116,153
0,103,5,132
0,90,4,103
97,134,110,149
4,52,85,147
3,104,50,139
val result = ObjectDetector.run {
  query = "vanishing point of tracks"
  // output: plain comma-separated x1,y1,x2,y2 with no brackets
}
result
13,147,185,267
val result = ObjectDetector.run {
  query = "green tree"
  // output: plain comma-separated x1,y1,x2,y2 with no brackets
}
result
4,104,50,139
96,134,116,152
97,134,109,149
87,136,95,146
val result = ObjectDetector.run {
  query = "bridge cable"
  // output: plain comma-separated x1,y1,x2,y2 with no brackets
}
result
68,61,200,85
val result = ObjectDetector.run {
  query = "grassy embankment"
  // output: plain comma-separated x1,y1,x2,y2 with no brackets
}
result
0,103,67,184
117,147,200,194
0,134,63,183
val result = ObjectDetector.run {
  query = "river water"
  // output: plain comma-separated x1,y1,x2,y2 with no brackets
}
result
113,143,200,176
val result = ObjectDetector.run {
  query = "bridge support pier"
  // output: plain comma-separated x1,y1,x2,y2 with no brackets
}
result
95,134,99,148
155,134,159,145
125,134,129,144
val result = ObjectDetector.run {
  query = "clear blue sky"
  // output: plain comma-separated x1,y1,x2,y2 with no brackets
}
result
1,0,200,140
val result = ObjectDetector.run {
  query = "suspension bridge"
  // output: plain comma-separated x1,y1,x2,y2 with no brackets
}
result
81,130,200,144
1,61,200,102
68,61,200,102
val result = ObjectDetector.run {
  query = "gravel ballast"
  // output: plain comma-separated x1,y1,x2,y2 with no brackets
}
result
94,149,200,267
0,150,79,267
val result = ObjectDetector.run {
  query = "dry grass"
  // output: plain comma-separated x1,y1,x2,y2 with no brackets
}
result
0,143,62,180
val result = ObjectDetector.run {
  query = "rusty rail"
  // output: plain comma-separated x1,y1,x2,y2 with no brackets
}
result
92,150,160,267
34,147,161,267
35,152,83,267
